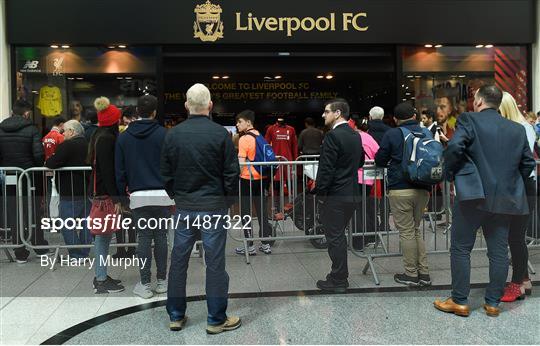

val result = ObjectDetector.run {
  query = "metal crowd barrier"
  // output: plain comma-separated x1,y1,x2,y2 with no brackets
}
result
231,159,540,285
9,167,138,268
3,159,539,283
0,167,26,261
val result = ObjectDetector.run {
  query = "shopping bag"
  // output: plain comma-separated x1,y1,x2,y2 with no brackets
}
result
49,176,60,218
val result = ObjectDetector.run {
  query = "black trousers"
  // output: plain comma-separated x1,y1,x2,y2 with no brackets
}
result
240,178,272,246
508,177,536,283
320,199,355,281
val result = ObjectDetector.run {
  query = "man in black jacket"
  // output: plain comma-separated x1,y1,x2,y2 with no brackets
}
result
367,106,391,144
0,100,48,262
315,98,364,293
375,102,433,287
434,85,536,317
162,84,241,334
115,94,173,299
45,120,91,259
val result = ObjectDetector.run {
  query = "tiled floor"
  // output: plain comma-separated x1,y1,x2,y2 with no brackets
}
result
65,290,540,345
0,228,539,345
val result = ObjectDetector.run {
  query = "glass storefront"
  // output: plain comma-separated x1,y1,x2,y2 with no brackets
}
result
15,46,157,134
400,45,529,117
13,44,531,135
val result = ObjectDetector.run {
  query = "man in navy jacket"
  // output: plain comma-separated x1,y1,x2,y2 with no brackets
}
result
115,95,174,299
375,102,432,287
434,85,536,317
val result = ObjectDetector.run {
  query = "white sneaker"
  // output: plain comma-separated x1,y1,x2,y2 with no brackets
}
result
155,279,168,294
259,244,272,254
235,246,256,256
133,282,153,299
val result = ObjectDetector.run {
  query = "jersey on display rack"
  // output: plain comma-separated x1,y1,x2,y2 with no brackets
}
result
37,85,62,117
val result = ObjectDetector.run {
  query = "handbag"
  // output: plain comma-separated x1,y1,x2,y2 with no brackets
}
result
89,155,120,235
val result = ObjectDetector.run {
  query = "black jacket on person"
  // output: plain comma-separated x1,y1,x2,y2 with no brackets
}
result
91,127,120,203
368,119,391,145
160,114,240,211
298,127,324,155
375,120,432,191
45,136,89,198
444,109,536,215
0,115,44,169
115,119,167,196
315,122,364,203
83,123,98,144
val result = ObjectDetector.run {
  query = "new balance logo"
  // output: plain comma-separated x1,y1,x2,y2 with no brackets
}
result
22,61,39,69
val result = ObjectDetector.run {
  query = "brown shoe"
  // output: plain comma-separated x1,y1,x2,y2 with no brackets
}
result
169,316,188,331
483,304,500,317
433,298,470,317
206,316,242,335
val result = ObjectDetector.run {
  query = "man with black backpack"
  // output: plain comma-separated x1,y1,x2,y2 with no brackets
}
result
375,102,442,287
235,110,274,256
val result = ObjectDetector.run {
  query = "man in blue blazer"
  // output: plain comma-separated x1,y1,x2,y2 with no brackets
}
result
434,85,536,317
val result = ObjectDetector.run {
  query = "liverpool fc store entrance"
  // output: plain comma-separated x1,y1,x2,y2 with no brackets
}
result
6,0,536,132
162,45,396,130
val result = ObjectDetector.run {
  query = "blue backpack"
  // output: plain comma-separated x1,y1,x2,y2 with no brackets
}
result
399,127,444,186
245,132,278,176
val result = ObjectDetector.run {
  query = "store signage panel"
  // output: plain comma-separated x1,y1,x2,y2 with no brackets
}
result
6,0,535,45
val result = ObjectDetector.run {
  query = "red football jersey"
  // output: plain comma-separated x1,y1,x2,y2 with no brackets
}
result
42,128,64,160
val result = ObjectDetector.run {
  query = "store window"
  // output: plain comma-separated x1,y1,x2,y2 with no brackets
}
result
15,46,157,134
400,45,529,124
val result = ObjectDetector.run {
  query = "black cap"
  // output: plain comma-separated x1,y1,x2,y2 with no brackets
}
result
394,102,417,120
137,94,157,117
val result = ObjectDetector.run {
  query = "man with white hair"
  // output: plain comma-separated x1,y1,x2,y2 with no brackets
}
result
45,119,91,259
367,106,391,144
162,83,241,334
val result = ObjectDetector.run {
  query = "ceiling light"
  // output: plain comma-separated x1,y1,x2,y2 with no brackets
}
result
485,44,494,48
415,75,421,78
76,77,83,80
222,76,229,79
458,75,466,78
264,76,272,80
475,44,484,48
108,45,116,49
67,77,74,80
125,76,132,80
212,76,220,79
50,45,59,48
274,75,282,79
411,97,416,100
402,99,407,101
316,75,324,79
118,45,127,48
325,75,333,79
424,44,433,48
406,75,414,78
116,77,124,80
278,52,290,56
61,45,70,48
435,44,443,48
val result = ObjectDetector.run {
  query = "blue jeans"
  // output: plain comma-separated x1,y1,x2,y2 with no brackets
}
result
59,198,91,258
450,202,510,307
167,209,229,325
94,234,112,281
133,206,169,284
